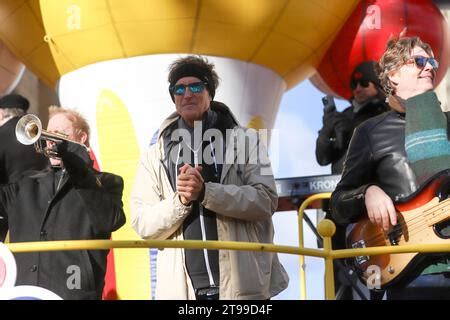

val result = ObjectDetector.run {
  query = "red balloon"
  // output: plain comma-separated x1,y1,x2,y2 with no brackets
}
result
315,0,450,99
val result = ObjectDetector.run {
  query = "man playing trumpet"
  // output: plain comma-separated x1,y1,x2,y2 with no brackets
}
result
0,106,125,299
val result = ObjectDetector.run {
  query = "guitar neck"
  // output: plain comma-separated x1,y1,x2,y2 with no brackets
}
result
423,197,450,226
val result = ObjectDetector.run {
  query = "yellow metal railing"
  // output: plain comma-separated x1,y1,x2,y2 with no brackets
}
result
297,192,332,300
6,239,326,257
5,192,450,300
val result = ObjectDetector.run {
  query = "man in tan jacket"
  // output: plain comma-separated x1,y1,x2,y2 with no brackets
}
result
130,55,288,300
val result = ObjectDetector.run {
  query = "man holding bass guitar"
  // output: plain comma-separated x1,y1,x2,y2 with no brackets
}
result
331,35,450,299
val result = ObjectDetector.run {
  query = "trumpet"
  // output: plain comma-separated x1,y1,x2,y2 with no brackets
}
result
15,114,86,159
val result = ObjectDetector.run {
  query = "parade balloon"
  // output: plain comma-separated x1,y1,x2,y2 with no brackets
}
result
0,41,24,96
316,0,450,99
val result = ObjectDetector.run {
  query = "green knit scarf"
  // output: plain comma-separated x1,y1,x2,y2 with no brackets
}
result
405,91,450,185
405,91,450,275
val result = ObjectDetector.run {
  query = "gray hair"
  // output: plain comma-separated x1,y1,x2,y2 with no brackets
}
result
1,107,26,118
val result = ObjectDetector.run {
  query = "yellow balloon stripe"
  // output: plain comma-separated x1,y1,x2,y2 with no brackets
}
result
96,89,151,300
247,116,265,130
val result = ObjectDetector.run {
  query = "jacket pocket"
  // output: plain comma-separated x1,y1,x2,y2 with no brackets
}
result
246,221,272,274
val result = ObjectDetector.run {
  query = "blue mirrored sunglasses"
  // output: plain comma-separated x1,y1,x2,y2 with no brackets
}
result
170,82,206,96
411,55,439,70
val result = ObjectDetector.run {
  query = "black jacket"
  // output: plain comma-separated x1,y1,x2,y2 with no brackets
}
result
0,116,49,240
330,110,450,226
0,168,125,299
0,116,49,184
316,97,389,174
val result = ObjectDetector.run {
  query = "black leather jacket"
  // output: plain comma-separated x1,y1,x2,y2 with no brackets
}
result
331,110,450,226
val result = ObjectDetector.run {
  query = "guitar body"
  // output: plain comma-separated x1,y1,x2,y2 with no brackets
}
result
346,171,450,289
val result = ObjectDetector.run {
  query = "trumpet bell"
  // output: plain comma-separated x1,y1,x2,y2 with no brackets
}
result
15,114,88,160
15,114,42,145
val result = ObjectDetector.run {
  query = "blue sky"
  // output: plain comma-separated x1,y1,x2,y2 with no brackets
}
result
269,79,348,300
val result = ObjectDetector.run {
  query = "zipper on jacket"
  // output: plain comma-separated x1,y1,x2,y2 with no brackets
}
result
197,139,216,287
199,205,216,287
175,135,217,287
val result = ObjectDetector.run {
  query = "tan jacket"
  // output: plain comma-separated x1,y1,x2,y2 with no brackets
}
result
130,107,289,300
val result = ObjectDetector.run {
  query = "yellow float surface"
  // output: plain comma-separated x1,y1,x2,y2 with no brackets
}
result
0,0,358,88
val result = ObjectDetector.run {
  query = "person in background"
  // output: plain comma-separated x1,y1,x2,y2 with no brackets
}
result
0,94,49,242
316,61,389,174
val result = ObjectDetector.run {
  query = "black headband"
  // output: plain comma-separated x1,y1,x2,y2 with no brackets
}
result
168,64,215,102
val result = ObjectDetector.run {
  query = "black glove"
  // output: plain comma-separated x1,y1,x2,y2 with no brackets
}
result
56,140,93,177
333,113,354,150
320,110,354,149
321,109,339,137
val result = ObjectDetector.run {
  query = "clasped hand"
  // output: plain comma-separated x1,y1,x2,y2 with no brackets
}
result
177,164,204,205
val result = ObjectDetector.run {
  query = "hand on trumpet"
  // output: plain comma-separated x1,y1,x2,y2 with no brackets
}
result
54,140,93,177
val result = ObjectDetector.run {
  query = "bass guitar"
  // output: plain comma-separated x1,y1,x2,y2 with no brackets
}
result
346,171,450,289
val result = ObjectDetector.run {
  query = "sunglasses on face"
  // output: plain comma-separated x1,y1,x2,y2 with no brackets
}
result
170,82,207,96
350,79,370,90
409,55,439,71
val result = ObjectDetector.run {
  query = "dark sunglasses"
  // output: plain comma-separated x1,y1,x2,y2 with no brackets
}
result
350,79,370,90
170,82,207,96
409,55,439,71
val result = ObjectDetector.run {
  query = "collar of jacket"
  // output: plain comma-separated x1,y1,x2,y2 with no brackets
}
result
351,93,387,114
0,115,19,131
155,101,240,159
26,168,65,203
388,94,406,114
29,167,55,179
